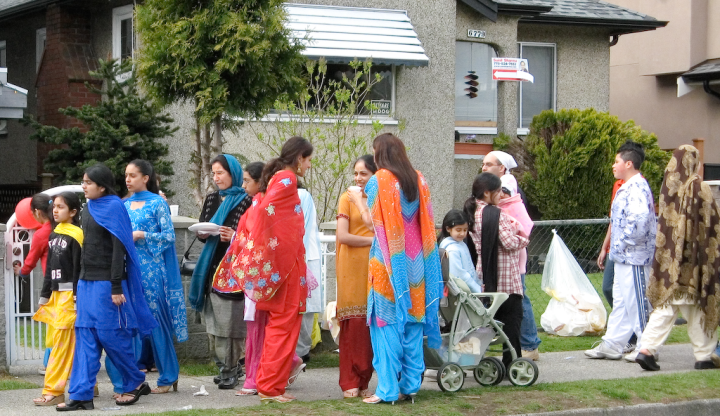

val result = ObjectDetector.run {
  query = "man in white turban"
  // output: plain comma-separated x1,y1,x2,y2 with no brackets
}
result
482,150,542,361
482,151,518,195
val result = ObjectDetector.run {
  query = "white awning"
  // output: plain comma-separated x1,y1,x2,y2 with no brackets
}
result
285,3,429,67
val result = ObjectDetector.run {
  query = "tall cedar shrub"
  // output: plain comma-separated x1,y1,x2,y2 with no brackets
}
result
22,59,176,196
516,108,670,220
135,0,307,204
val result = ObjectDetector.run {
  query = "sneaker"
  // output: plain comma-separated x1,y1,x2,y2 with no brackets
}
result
584,341,622,360
522,349,540,361
622,343,636,354
623,350,638,362
38,368,46,375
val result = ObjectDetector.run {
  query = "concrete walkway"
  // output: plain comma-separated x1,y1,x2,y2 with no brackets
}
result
0,343,708,415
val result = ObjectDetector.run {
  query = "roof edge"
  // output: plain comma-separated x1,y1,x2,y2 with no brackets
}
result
519,15,668,35
497,3,552,17
0,0,66,21
459,0,499,22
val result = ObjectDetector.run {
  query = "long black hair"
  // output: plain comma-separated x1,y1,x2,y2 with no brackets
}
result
85,164,117,196
463,173,501,231
373,133,418,201
259,136,313,192
355,154,378,174
30,193,52,221
52,192,82,226
438,209,468,244
129,159,160,194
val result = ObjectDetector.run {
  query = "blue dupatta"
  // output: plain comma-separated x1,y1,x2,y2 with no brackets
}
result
127,190,189,342
87,195,158,338
188,154,248,311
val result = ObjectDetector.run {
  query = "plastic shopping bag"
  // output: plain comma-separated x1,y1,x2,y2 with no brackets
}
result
540,230,607,336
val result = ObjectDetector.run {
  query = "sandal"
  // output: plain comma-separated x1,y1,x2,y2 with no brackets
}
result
359,389,373,398
56,399,94,411
115,382,151,406
286,362,306,387
235,388,257,396
259,393,295,404
151,381,178,394
33,394,64,406
343,388,359,399
363,394,395,405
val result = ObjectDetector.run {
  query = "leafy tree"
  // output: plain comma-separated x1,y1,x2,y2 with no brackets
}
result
135,0,306,204
249,58,404,223
508,108,670,220
21,58,176,196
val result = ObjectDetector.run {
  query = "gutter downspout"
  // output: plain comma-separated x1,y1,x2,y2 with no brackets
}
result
609,35,619,47
703,80,720,101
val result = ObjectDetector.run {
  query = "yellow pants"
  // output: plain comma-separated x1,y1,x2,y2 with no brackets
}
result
43,326,75,396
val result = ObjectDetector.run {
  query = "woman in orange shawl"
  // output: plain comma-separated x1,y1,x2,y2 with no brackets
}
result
212,137,313,403
351,134,442,404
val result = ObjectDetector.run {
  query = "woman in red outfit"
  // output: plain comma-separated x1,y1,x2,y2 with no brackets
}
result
18,194,53,279
216,137,313,404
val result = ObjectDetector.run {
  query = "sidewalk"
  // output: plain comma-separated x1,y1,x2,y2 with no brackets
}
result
0,343,705,415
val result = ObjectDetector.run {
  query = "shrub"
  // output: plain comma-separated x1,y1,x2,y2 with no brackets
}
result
516,108,670,220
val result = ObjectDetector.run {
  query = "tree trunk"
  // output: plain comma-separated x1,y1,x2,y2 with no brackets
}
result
212,115,223,155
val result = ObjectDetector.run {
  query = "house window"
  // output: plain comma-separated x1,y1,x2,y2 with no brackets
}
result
36,28,46,72
112,5,134,62
0,40,6,68
519,43,556,128
455,42,498,132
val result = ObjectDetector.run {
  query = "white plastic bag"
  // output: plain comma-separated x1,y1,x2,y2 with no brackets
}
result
540,230,607,336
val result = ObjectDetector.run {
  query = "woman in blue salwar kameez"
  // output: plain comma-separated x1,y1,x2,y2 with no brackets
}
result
120,160,188,393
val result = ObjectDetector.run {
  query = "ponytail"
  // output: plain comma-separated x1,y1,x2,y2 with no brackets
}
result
30,193,52,221
259,136,313,192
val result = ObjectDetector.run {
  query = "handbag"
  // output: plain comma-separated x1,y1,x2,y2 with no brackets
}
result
180,236,198,276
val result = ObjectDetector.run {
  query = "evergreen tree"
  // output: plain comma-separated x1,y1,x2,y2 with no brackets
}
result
135,0,306,204
22,59,177,196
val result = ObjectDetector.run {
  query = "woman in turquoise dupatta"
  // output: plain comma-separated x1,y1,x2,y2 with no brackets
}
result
188,154,252,390
121,160,188,393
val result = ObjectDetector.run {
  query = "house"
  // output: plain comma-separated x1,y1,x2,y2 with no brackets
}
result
0,0,664,368
606,0,720,172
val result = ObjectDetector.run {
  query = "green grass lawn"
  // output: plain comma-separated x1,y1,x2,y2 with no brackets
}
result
525,273,701,353
179,351,341,376
135,370,720,416
0,374,39,391
15,323,46,349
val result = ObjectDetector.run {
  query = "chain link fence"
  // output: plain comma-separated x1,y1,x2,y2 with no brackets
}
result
525,218,611,326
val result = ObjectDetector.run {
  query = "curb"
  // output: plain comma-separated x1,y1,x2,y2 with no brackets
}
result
518,398,720,416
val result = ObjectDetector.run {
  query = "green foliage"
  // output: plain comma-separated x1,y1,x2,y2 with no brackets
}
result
21,59,176,196
249,58,404,223
493,132,513,151
135,0,306,125
518,108,670,219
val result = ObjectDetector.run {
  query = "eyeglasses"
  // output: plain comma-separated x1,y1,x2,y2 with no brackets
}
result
80,180,94,186
482,162,500,168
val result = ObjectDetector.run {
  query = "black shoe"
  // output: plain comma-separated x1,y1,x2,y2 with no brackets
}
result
301,353,311,364
56,399,94,412
218,376,239,390
675,317,688,325
237,367,245,379
694,360,719,370
635,353,660,371
115,382,151,406
213,376,221,385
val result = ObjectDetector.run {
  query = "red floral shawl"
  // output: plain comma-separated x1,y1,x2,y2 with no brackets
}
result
213,170,306,305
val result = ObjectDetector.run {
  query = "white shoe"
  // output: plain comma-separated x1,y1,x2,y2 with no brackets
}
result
584,341,622,360
623,350,638,362
623,343,636,354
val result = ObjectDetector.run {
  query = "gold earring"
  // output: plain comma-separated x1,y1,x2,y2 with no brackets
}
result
296,165,301,174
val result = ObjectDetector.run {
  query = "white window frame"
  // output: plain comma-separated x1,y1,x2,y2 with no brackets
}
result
455,41,499,135
262,64,398,123
112,5,134,62
518,42,557,130
36,28,46,72
0,40,6,68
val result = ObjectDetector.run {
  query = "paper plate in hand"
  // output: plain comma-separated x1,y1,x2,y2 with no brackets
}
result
189,222,221,235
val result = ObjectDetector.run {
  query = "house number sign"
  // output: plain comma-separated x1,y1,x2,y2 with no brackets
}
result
467,29,486,39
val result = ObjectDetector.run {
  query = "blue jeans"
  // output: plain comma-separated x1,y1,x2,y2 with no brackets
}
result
602,258,615,306
520,274,542,351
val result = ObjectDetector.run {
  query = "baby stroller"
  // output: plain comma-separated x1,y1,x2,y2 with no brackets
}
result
423,249,539,391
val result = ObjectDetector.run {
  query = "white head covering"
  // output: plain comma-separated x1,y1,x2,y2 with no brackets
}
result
500,174,518,196
487,151,518,171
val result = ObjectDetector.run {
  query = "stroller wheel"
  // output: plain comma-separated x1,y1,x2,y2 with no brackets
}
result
508,358,539,387
437,362,464,392
474,357,505,386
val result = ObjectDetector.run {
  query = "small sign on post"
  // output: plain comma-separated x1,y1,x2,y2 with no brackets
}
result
491,58,534,82
370,100,391,116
